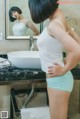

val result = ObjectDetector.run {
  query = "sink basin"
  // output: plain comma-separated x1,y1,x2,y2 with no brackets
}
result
7,51,41,69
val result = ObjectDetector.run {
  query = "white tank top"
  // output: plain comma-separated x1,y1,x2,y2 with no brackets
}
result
12,22,28,36
37,20,65,73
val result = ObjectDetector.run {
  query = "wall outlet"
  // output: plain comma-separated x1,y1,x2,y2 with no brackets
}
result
0,33,3,40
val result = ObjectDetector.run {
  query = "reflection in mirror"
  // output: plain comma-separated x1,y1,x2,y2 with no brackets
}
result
5,0,40,40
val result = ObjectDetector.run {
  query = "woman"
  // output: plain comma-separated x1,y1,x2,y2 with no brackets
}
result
9,6,39,36
28,0,80,119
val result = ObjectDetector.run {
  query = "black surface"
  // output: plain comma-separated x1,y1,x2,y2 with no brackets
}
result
0,54,80,83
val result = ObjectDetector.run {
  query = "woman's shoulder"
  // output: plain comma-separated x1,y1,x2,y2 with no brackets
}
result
48,17,68,33
47,16,69,38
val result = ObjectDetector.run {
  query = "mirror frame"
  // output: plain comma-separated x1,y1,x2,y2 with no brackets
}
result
4,0,43,40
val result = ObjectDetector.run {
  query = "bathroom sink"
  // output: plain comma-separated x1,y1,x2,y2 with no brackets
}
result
7,51,41,69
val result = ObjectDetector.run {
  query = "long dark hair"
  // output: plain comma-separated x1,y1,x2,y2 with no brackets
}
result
9,6,22,22
28,0,59,23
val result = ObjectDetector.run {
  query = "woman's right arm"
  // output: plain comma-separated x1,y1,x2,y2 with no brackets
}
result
27,20,40,35
23,19,40,35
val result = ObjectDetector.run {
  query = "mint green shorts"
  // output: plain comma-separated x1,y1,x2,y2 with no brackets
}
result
46,71,74,93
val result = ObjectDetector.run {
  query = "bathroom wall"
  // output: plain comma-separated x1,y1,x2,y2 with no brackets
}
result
60,2,80,36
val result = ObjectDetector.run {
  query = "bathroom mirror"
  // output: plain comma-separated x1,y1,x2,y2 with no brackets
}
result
5,0,41,40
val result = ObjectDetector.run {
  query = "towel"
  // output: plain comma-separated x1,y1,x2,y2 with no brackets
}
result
20,106,50,119
0,57,10,68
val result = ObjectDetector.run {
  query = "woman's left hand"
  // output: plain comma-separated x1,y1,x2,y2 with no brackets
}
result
48,63,65,77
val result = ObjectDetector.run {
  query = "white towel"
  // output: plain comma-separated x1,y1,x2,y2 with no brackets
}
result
0,57,10,68
20,106,50,119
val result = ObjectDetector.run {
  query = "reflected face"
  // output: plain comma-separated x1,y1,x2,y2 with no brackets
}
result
11,11,20,19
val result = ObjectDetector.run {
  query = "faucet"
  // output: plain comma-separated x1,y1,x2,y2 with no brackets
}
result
29,36,34,51
29,36,38,51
